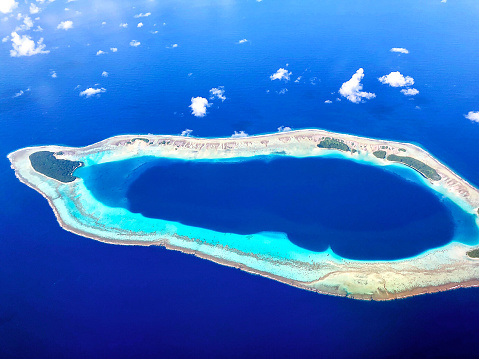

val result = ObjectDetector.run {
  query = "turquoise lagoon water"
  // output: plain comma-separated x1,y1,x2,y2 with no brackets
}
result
75,155,478,261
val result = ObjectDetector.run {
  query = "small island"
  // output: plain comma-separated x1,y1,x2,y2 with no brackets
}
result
8,129,479,300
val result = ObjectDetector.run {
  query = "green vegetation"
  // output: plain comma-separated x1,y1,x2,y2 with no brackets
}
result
399,148,406,152
373,150,387,159
467,249,479,258
317,138,351,152
387,154,441,181
29,151,83,183
128,137,150,144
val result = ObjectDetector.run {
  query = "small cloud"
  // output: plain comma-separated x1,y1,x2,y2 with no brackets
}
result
181,129,193,137
270,68,291,81
33,25,43,32
30,3,40,14
110,47,117,52
119,23,128,28
339,68,376,103
0,0,18,14
101,71,108,77
237,38,248,44
130,40,140,47
80,87,106,98
401,88,419,96
294,76,302,83
57,20,73,30
2,36,9,42
465,111,479,123
378,71,414,87
278,126,291,132
390,47,409,54
134,12,151,18
50,70,57,78
96,50,106,55
10,31,49,57
324,100,332,104
209,86,226,101
278,88,288,95
231,131,248,138
137,22,143,28
15,15,34,32
441,0,447,3
13,90,23,98
101,21,106,25
189,97,211,117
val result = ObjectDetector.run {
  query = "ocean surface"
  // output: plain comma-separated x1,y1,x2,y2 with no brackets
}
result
1,0,479,357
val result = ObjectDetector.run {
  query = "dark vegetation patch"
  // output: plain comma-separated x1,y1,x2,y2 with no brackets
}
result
467,248,479,258
386,154,441,181
29,151,83,183
373,150,387,159
317,138,351,152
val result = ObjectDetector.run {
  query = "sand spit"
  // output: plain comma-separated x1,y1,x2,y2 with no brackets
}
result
8,129,479,301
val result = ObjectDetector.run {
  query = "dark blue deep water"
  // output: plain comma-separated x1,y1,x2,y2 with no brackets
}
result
78,156,456,260
1,0,479,357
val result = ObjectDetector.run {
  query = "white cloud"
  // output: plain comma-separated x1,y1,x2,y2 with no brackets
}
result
33,25,43,32
15,15,34,31
324,100,332,104
50,70,57,78
66,0,77,2
465,111,479,123
101,71,108,77
278,88,288,95
134,12,151,18
129,40,140,47
2,35,9,42
231,131,248,138
390,48,409,54
209,86,226,101
237,38,248,44
10,31,49,57
278,126,291,132
441,0,447,3
401,88,419,96
189,96,210,117
96,50,106,55
57,20,73,30
137,22,143,27
0,0,18,14
30,3,40,14
339,68,376,103
378,71,414,87
119,23,128,28
270,68,291,81
110,47,117,52
80,87,106,98
181,129,193,136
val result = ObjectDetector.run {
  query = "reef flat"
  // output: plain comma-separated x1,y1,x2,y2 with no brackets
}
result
8,129,479,300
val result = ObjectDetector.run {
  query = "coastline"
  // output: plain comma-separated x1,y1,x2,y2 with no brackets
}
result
8,129,479,301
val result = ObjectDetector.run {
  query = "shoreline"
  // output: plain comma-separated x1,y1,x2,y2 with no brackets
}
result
8,129,479,301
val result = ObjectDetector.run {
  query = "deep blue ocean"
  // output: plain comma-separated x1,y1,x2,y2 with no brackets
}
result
1,0,479,357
